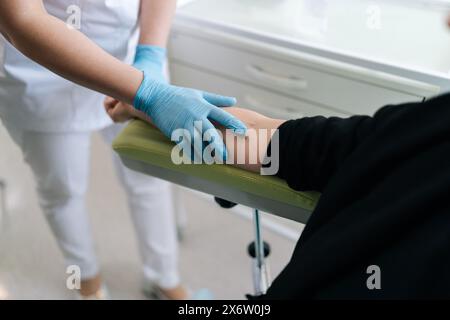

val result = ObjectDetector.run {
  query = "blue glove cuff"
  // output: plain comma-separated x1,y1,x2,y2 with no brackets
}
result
133,71,151,112
133,71,167,115
134,45,167,72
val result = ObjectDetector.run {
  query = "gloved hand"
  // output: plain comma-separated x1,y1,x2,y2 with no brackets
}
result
133,45,167,83
134,72,247,161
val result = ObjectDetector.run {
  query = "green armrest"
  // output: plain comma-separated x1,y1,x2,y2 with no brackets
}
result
113,120,320,223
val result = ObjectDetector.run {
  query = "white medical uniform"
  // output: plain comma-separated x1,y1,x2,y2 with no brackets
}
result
0,0,179,288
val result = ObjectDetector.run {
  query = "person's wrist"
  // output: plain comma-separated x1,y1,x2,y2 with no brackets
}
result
134,45,166,73
133,71,167,114
267,118,287,131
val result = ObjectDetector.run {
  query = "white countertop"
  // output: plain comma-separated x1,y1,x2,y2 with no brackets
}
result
177,0,450,87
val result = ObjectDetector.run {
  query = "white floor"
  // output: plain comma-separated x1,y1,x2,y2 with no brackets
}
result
0,123,302,300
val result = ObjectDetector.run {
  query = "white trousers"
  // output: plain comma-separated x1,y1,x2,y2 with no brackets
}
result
4,122,179,289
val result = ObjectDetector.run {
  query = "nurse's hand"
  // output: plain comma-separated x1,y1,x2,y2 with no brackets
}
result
134,73,247,160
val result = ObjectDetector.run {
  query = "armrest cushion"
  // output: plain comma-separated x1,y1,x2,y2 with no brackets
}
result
113,120,320,212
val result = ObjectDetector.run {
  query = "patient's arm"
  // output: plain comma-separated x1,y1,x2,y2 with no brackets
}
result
105,100,285,173
215,108,285,173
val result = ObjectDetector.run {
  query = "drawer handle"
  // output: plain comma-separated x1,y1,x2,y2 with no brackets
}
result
245,65,308,90
244,95,303,119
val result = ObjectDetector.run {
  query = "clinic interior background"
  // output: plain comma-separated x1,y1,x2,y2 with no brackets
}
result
0,1,299,299
1,0,450,300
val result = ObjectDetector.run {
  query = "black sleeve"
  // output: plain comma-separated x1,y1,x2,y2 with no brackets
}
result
270,102,418,192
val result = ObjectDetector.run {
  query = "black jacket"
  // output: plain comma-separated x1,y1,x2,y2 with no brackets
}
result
263,93,450,299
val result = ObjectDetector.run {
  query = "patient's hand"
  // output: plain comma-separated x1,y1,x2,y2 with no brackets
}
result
104,97,153,124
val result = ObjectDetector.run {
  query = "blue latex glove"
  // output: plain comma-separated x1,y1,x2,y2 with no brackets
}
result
133,45,167,83
134,73,247,161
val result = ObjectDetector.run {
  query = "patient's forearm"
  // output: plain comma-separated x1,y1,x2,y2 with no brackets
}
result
125,104,286,172
217,108,286,173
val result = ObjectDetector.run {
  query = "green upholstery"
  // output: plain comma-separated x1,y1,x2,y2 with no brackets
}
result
113,120,320,213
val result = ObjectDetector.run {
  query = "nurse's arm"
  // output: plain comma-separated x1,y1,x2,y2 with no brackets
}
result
138,0,177,46
0,0,142,105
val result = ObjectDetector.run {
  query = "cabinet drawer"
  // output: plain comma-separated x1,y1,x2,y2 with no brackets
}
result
169,33,425,115
170,62,348,120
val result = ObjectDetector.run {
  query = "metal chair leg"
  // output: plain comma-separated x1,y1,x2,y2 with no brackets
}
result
214,198,272,296
249,209,271,296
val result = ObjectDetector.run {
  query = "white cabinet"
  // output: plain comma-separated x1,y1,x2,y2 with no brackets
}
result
170,0,447,119
171,62,346,120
